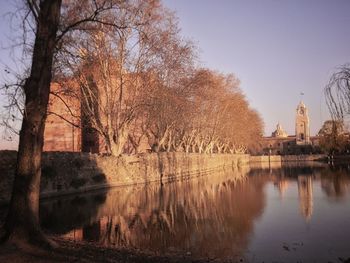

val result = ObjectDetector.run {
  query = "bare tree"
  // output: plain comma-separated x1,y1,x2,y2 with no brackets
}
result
1,0,156,250
179,69,263,154
325,64,350,121
1,0,62,249
61,2,192,156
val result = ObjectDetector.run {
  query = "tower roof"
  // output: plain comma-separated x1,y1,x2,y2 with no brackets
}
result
297,101,306,108
272,122,288,138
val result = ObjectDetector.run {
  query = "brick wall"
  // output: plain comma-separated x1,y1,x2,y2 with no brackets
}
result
44,83,81,152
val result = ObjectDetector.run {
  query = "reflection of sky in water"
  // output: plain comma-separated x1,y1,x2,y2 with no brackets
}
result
247,173,350,262
40,165,350,262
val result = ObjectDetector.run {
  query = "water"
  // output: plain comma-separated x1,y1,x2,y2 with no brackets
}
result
40,163,350,262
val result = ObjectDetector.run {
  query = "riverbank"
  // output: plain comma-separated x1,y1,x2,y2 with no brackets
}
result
1,236,349,263
0,150,340,206
249,154,327,164
0,236,239,263
0,151,249,206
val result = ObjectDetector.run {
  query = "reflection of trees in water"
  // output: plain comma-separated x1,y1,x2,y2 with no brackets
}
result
320,165,350,199
92,170,267,258
102,173,265,258
41,169,267,259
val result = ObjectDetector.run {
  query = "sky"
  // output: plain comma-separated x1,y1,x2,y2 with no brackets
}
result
163,0,350,135
0,1,21,150
1,0,350,149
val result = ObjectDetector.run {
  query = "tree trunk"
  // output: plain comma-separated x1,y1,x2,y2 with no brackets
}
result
108,126,129,156
2,0,61,249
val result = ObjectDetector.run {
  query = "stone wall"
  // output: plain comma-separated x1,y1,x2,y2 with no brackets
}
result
281,154,326,162
249,155,282,169
249,155,282,163
249,154,327,169
0,151,17,206
250,154,326,163
0,151,249,205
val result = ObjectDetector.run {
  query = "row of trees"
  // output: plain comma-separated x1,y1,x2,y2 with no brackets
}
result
54,1,263,156
68,66,263,156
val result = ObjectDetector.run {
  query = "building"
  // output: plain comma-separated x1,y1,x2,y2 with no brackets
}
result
44,82,106,153
43,83,81,152
271,123,288,138
261,101,320,155
43,82,151,154
295,101,310,145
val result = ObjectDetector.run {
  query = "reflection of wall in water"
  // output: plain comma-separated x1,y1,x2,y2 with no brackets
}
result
41,169,266,259
297,176,313,221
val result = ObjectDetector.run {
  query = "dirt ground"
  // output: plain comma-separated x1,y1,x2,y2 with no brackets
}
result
0,236,240,263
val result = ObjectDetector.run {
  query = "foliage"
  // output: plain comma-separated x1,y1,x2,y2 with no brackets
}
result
318,120,350,154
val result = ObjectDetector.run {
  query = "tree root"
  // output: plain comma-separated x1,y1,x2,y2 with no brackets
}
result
1,227,58,255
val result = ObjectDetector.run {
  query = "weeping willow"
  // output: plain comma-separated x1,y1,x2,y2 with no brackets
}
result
325,64,350,120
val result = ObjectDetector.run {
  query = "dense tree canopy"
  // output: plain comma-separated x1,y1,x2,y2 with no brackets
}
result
318,120,349,154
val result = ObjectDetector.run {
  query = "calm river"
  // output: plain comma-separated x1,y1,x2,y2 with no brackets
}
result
40,163,350,262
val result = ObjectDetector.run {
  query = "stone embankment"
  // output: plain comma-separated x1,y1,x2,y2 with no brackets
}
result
249,154,327,169
0,151,249,205
249,154,326,163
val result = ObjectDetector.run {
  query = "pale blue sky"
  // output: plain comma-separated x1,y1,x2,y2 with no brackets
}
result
163,0,350,136
0,1,21,149
1,0,350,149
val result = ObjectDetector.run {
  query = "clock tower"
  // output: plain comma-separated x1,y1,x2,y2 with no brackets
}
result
295,101,310,145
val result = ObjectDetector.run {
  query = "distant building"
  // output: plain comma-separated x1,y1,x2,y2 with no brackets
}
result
271,123,288,138
261,101,320,155
295,101,310,145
